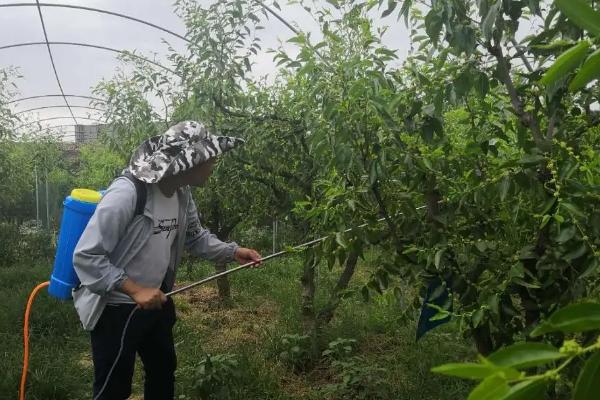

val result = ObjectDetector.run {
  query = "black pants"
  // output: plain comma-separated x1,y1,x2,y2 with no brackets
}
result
90,298,177,400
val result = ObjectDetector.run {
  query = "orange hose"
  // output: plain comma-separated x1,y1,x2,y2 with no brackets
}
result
19,281,50,400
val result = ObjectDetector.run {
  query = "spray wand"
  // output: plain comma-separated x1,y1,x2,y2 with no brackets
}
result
167,217,388,296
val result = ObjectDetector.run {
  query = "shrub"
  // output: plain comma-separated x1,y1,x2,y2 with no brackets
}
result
0,221,53,267
322,337,357,361
191,353,241,400
278,333,312,372
321,356,391,400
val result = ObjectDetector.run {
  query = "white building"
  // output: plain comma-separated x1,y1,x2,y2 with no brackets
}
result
74,124,104,144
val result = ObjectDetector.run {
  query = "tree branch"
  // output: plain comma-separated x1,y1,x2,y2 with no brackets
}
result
238,169,289,206
235,155,313,194
371,182,402,251
546,110,557,141
316,251,359,325
486,43,549,151
509,38,534,73
212,94,300,124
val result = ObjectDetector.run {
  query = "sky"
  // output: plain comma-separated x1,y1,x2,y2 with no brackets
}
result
0,0,410,139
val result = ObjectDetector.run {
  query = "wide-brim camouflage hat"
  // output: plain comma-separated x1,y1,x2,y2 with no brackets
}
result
128,121,244,183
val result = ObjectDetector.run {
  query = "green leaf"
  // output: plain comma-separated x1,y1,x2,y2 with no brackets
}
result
325,0,340,9
369,159,383,185
488,294,500,316
431,363,517,380
335,232,347,248
399,0,413,25
561,201,586,220
555,225,576,243
499,176,510,201
526,0,541,16
487,342,564,369
403,246,419,255
509,262,525,279
381,0,397,18
472,308,484,328
531,303,600,337
482,1,501,42
412,34,429,42
517,154,545,166
422,103,436,117
540,41,590,87
387,93,404,113
430,309,451,321
287,35,306,45
499,380,547,400
539,197,557,215
435,248,445,268
425,9,443,43
563,243,587,261
530,40,576,57
570,48,600,91
421,117,443,142
475,72,490,98
573,351,600,400
475,241,488,252
361,286,370,302
468,374,510,400
580,257,600,279
454,70,472,98
556,0,600,37
513,278,541,289
540,214,551,229
430,283,447,301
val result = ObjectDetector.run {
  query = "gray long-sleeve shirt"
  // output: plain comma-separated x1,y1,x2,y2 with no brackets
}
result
72,177,238,330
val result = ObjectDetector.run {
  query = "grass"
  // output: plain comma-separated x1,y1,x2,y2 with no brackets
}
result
1,255,473,399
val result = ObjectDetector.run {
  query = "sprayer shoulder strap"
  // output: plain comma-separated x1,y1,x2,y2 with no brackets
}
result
121,171,147,217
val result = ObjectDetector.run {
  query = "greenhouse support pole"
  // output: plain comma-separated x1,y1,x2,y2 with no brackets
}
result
272,217,278,253
45,170,49,229
34,166,40,227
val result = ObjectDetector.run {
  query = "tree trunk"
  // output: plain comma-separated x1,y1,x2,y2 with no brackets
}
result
214,263,232,307
206,201,240,306
300,253,319,359
472,323,494,356
316,251,359,327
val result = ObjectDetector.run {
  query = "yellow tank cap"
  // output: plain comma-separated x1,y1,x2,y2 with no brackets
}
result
71,188,102,203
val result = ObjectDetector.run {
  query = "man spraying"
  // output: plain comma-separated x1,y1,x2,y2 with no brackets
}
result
72,121,261,399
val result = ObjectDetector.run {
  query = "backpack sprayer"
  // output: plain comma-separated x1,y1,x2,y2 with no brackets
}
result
19,187,396,400
20,188,102,400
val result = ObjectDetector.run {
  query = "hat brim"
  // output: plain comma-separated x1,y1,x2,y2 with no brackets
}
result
129,134,244,183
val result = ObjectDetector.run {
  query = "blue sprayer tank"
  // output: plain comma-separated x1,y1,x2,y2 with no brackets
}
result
48,188,102,300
